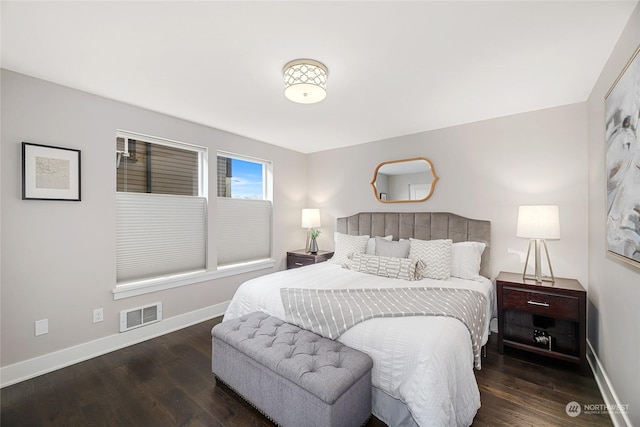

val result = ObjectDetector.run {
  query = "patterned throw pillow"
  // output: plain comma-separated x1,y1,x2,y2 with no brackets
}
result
345,253,421,281
408,238,452,280
331,233,370,265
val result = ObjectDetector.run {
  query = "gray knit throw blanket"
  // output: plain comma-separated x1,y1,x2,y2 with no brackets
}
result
281,286,487,369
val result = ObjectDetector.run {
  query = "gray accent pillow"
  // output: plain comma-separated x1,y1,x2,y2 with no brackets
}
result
365,235,393,254
375,237,410,258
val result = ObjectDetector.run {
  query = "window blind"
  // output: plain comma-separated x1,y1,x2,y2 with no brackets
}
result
216,197,272,266
117,192,206,283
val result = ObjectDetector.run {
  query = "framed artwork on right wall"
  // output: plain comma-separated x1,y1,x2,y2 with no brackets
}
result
605,44,640,268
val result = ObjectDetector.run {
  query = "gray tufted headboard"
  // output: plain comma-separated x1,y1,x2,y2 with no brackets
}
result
336,212,491,279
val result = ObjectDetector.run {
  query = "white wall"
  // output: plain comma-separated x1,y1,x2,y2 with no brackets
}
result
387,171,432,201
308,103,589,285
0,70,307,368
587,2,640,425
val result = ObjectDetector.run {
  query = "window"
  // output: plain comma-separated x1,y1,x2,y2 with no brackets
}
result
216,152,272,266
116,131,207,284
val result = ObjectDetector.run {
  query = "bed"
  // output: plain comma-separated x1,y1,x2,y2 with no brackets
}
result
223,212,493,427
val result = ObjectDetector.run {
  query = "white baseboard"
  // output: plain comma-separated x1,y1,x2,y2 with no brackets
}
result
586,339,632,427
0,301,229,388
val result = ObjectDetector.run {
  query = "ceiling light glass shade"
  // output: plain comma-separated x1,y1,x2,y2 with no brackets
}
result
283,59,328,104
516,205,561,239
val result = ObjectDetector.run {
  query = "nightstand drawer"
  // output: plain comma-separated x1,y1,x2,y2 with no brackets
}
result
502,287,579,321
287,255,315,269
286,250,334,269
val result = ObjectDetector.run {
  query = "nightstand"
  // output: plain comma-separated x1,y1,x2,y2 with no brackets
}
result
286,249,334,269
496,271,587,374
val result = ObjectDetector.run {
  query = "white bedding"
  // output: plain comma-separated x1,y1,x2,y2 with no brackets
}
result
224,261,495,427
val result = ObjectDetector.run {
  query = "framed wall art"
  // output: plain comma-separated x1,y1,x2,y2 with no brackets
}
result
605,45,640,267
22,142,81,201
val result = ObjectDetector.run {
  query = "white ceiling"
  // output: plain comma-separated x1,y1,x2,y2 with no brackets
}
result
1,1,637,154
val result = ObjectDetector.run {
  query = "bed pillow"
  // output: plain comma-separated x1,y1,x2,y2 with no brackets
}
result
335,233,391,255
345,253,421,281
408,238,452,280
331,233,370,265
375,237,410,258
365,235,393,255
451,242,486,280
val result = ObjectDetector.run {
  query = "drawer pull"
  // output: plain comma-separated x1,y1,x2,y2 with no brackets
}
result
527,300,550,307
294,262,304,266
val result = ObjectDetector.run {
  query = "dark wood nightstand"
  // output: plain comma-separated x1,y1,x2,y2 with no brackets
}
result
496,271,587,374
286,249,334,269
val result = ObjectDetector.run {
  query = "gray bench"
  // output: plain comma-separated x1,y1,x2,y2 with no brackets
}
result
212,311,373,427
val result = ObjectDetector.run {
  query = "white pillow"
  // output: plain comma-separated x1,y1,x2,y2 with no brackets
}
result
366,235,393,254
451,242,486,280
408,238,452,280
331,233,370,264
336,232,391,255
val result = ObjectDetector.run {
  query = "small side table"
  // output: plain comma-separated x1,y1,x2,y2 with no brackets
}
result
496,271,587,374
286,249,334,269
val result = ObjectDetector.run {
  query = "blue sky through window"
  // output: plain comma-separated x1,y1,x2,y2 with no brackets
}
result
230,158,263,199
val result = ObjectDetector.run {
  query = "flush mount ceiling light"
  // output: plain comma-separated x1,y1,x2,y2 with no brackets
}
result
283,59,328,104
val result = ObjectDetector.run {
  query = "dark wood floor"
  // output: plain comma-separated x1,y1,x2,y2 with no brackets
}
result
1,317,612,426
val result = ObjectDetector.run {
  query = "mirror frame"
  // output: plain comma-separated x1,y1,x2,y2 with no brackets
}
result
370,157,439,203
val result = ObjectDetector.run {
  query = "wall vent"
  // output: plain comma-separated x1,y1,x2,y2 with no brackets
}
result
120,302,162,332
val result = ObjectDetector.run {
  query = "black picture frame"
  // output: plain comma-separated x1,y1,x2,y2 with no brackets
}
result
22,142,81,201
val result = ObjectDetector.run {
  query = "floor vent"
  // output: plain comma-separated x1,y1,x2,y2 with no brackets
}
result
120,302,162,332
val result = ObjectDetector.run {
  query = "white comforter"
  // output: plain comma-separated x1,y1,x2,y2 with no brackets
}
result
224,262,495,427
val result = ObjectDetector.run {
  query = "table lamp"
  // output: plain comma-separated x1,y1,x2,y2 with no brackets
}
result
517,205,560,283
301,208,321,253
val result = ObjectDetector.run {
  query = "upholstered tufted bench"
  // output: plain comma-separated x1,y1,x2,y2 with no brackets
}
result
211,311,373,427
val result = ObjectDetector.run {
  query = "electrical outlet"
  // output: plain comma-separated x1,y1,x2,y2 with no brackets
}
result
93,308,104,323
35,319,48,336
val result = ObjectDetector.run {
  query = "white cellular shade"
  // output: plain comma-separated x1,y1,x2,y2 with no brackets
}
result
516,205,561,239
217,197,272,266
117,192,206,283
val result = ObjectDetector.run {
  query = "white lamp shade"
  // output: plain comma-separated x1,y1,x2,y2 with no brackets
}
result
301,208,321,228
517,205,560,239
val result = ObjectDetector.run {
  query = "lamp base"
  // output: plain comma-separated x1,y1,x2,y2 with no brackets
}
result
522,239,555,283
309,238,318,254
523,274,555,283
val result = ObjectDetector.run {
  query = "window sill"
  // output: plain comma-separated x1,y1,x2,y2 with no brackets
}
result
112,258,276,300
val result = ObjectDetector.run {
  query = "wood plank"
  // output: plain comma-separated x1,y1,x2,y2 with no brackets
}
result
1,318,612,426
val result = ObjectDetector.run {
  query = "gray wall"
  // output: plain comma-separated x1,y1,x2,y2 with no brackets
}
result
1,70,307,366
308,103,590,285
587,2,640,425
